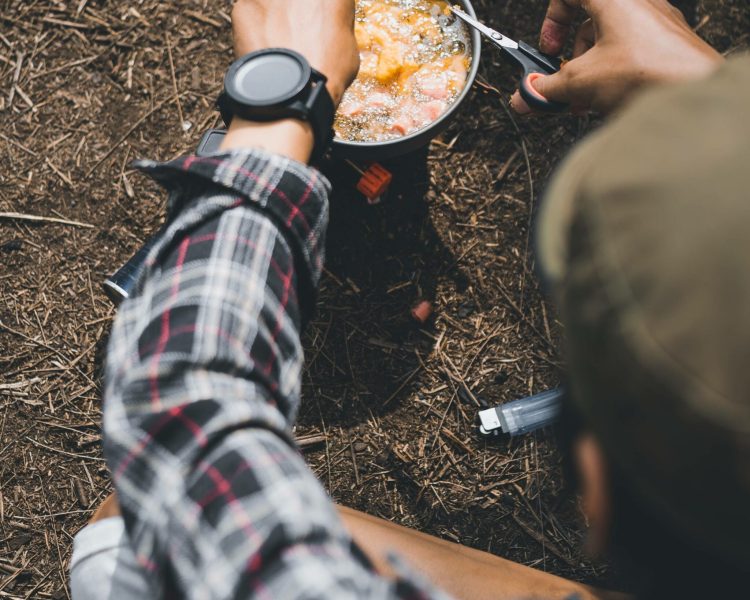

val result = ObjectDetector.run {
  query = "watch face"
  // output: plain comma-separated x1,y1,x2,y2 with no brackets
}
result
229,51,310,106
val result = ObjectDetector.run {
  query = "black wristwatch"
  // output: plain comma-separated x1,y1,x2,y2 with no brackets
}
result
217,48,336,161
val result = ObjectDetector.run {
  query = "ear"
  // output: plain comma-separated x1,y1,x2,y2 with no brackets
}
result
575,434,612,556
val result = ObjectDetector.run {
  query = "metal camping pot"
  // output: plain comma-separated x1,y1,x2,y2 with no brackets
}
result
331,0,482,161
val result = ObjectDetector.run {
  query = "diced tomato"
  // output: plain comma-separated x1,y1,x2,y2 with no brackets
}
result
416,100,447,125
390,109,415,135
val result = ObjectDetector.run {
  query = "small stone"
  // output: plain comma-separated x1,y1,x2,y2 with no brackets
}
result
494,371,509,385
0,240,22,253
8,533,31,550
458,301,475,318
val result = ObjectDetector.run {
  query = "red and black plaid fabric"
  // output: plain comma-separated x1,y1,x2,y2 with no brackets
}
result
103,149,449,599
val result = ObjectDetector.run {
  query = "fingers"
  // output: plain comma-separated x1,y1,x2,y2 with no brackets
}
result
532,1,597,115
509,72,571,116
539,0,582,55
509,90,532,116
509,86,588,117
527,64,575,106
509,52,597,116
572,19,595,58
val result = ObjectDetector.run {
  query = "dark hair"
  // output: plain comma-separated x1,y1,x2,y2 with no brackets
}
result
555,395,748,599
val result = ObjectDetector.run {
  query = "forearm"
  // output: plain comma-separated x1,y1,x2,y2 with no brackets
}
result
220,116,314,163
102,148,334,596
102,148,448,598
340,507,630,600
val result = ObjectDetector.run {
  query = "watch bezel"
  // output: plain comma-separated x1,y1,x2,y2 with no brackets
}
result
224,48,313,109
219,47,335,161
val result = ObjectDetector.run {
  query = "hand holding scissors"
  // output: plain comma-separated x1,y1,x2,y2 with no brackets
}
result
451,7,567,113
456,1,722,115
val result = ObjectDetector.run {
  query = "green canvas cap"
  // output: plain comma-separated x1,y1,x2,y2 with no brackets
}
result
537,55,750,567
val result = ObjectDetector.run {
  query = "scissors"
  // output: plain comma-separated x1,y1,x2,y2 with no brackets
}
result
451,7,567,113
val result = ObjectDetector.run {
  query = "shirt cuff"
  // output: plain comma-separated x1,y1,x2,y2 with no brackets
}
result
133,148,330,314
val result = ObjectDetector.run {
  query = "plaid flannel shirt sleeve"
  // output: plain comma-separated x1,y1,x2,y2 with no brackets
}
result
102,149,451,600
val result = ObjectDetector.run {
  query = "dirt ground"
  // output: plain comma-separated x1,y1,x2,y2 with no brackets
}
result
0,0,748,598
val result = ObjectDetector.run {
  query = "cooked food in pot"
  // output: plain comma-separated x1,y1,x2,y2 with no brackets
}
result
335,0,472,143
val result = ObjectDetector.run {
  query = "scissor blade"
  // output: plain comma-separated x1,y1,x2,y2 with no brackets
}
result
450,6,519,50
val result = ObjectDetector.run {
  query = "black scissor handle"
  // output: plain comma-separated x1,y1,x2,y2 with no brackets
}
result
518,40,562,73
520,70,567,113
511,41,568,113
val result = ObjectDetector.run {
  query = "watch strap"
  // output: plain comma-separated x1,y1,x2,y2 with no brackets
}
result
217,91,233,129
306,71,335,162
